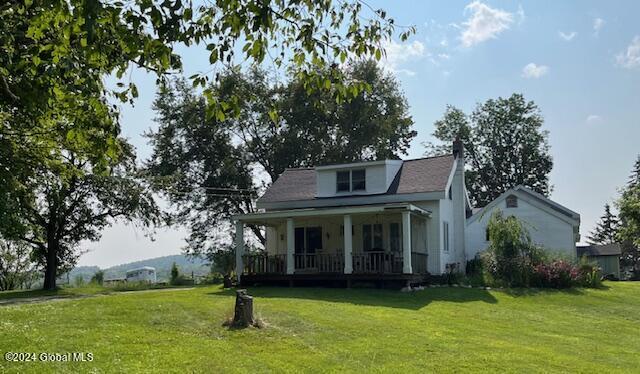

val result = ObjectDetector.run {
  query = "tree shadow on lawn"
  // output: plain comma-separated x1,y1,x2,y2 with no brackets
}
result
207,286,498,310
0,289,58,301
502,284,610,297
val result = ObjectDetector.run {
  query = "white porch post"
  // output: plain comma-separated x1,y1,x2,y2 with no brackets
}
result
286,218,295,274
235,221,244,283
343,214,353,274
402,211,413,274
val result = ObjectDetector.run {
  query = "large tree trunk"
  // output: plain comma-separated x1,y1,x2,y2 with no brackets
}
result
42,240,58,290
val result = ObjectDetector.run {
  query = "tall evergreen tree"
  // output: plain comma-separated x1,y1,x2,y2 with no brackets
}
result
617,155,640,271
628,155,640,188
588,204,620,245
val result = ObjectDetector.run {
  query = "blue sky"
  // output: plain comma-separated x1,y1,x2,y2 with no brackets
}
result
80,0,640,267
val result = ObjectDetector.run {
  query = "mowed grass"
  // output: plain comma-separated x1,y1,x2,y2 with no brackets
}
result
1,283,639,373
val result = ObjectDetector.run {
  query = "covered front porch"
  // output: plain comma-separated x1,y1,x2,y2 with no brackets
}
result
233,204,431,286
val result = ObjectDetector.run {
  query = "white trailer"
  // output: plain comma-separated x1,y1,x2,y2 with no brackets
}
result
125,267,157,283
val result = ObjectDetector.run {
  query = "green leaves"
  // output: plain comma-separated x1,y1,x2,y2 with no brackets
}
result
145,61,414,257
182,7,192,21
616,156,640,252
426,94,552,207
180,0,413,113
1,0,411,284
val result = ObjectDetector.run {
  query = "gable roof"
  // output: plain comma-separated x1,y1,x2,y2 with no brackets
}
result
467,185,580,226
577,243,622,257
258,155,455,205
259,168,317,203
388,155,455,195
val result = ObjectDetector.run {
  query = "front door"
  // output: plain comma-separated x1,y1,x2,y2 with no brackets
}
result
294,226,322,270
305,227,322,254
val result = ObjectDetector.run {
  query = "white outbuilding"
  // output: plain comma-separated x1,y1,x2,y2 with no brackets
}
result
466,185,581,260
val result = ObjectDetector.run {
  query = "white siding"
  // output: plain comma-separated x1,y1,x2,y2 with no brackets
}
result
466,197,577,260
438,199,455,273
414,200,446,274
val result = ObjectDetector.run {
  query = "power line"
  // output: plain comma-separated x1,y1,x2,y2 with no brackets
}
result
96,174,260,194
164,190,256,198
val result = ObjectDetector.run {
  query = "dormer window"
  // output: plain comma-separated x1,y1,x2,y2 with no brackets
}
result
352,169,366,191
336,169,366,192
336,171,350,192
506,195,518,208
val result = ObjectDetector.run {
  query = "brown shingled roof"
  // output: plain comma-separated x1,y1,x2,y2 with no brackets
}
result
258,155,454,204
259,168,317,203
577,243,622,257
389,155,454,194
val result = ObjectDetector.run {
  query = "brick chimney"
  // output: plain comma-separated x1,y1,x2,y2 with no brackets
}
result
453,137,464,160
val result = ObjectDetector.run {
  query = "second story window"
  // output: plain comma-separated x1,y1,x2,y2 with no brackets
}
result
336,169,366,192
351,169,366,191
336,171,350,192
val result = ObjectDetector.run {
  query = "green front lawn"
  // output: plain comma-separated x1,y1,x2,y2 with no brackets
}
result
1,283,639,373
0,285,109,301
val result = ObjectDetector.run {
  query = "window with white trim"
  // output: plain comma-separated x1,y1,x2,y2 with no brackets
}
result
336,171,350,192
362,223,383,251
336,169,366,192
351,169,366,191
389,222,401,253
443,221,450,252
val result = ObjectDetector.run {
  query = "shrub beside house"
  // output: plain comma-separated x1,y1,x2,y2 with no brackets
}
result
467,210,602,289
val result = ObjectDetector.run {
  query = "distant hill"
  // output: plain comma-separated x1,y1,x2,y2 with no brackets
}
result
61,266,100,284
65,254,210,283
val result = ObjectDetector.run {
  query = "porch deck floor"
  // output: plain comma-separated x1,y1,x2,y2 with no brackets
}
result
241,273,428,288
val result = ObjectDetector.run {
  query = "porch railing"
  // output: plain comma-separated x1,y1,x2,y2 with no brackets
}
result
242,252,428,275
242,254,287,274
352,251,403,274
294,253,344,273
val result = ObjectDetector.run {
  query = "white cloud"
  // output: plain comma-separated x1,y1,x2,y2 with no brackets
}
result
586,115,602,124
395,69,417,77
460,1,514,47
381,39,426,76
516,4,526,25
593,17,605,35
559,31,577,41
522,63,549,78
616,36,640,69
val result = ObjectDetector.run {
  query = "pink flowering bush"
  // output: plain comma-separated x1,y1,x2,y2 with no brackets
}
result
532,260,579,288
480,211,604,289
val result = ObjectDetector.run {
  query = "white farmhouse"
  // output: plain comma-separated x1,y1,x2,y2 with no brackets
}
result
125,267,157,283
232,141,581,286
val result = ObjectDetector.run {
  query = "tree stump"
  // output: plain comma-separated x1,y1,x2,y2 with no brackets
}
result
223,275,233,288
232,289,254,328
